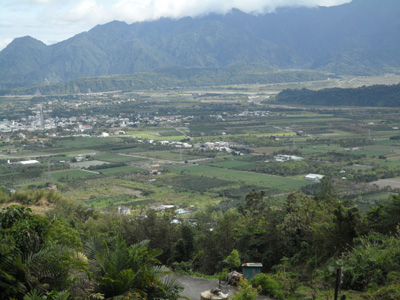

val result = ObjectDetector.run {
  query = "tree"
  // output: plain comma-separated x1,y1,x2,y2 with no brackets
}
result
86,235,183,299
225,249,241,271
0,205,88,299
367,194,400,235
315,177,336,202
46,219,83,251
279,193,333,266
238,190,266,217
170,225,195,263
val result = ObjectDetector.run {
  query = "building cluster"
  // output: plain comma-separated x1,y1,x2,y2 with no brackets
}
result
158,140,192,148
0,109,191,134
235,110,273,117
211,110,274,121
273,154,304,162
200,141,233,152
0,113,140,133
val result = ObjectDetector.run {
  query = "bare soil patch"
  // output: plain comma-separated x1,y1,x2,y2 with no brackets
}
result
370,179,400,189
0,201,53,215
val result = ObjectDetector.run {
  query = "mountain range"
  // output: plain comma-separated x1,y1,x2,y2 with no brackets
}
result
1,0,400,90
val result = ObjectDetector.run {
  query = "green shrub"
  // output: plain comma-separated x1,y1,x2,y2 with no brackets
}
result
250,273,283,299
233,279,259,300
340,233,400,291
367,272,400,299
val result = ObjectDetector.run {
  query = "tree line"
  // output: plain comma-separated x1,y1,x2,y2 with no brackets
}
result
275,83,400,107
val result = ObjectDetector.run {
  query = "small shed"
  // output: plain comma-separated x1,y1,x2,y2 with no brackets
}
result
242,263,262,279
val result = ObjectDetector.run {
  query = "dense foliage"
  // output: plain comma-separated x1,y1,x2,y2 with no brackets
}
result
0,192,183,300
276,83,400,107
1,186,400,299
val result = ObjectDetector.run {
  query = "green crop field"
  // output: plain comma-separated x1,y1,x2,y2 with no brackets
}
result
95,154,148,163
55,137,117,149
209,160,256,169
173,165,311,191
99,166,143,174
136,151,202,161
60,150,98,155
110,147,153,153
127,130,186,141
50,170,96,180
268,117,349,125
212,132,297,139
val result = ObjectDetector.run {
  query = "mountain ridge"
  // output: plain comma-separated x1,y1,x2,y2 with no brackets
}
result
1,0,400,90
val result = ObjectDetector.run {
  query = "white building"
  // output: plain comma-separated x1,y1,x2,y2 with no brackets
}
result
305,174,325,181
117,206,131,215
17,160,40,165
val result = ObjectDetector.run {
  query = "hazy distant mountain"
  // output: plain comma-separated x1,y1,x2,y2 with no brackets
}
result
1,0,400,89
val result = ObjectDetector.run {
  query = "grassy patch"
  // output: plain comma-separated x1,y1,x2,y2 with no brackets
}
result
127,130,186,141
96,154,148,163
136,151,201,161
55,137,118,149
158,174,235,193
99,166,143,174
50,170,96,180
63,178,223,210
209,160,256,169
173,165,311,191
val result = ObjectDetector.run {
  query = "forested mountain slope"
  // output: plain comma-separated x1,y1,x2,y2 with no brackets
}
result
1,0,400,89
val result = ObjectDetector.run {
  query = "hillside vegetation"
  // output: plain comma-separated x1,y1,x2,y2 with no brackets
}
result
275,83,400,107
2,67,330,95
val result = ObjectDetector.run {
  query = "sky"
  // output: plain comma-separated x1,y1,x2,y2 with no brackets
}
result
0,0,352,51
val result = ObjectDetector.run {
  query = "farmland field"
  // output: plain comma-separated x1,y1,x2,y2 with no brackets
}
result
50,170,96,180
127,130,186,141
209,160,256,169
173,165,311,191
98,166,143,174
135,151,204,161
95,154,148,163
2,78,400,213
70,160,109,168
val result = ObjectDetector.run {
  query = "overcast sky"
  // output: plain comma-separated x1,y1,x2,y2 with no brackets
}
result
0,0,352,50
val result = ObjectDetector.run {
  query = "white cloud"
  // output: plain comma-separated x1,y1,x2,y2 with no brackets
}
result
48,0,107,25
0,0,352,50
0,38,13,50
58,0,352,24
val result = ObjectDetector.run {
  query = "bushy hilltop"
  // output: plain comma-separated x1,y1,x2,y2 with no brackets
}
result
275,83,400,107
1,0,400,90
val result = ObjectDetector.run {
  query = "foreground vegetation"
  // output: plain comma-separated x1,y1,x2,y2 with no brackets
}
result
1,186,400,299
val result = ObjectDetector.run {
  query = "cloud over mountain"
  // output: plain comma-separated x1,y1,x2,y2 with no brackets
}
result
1,0,351,49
